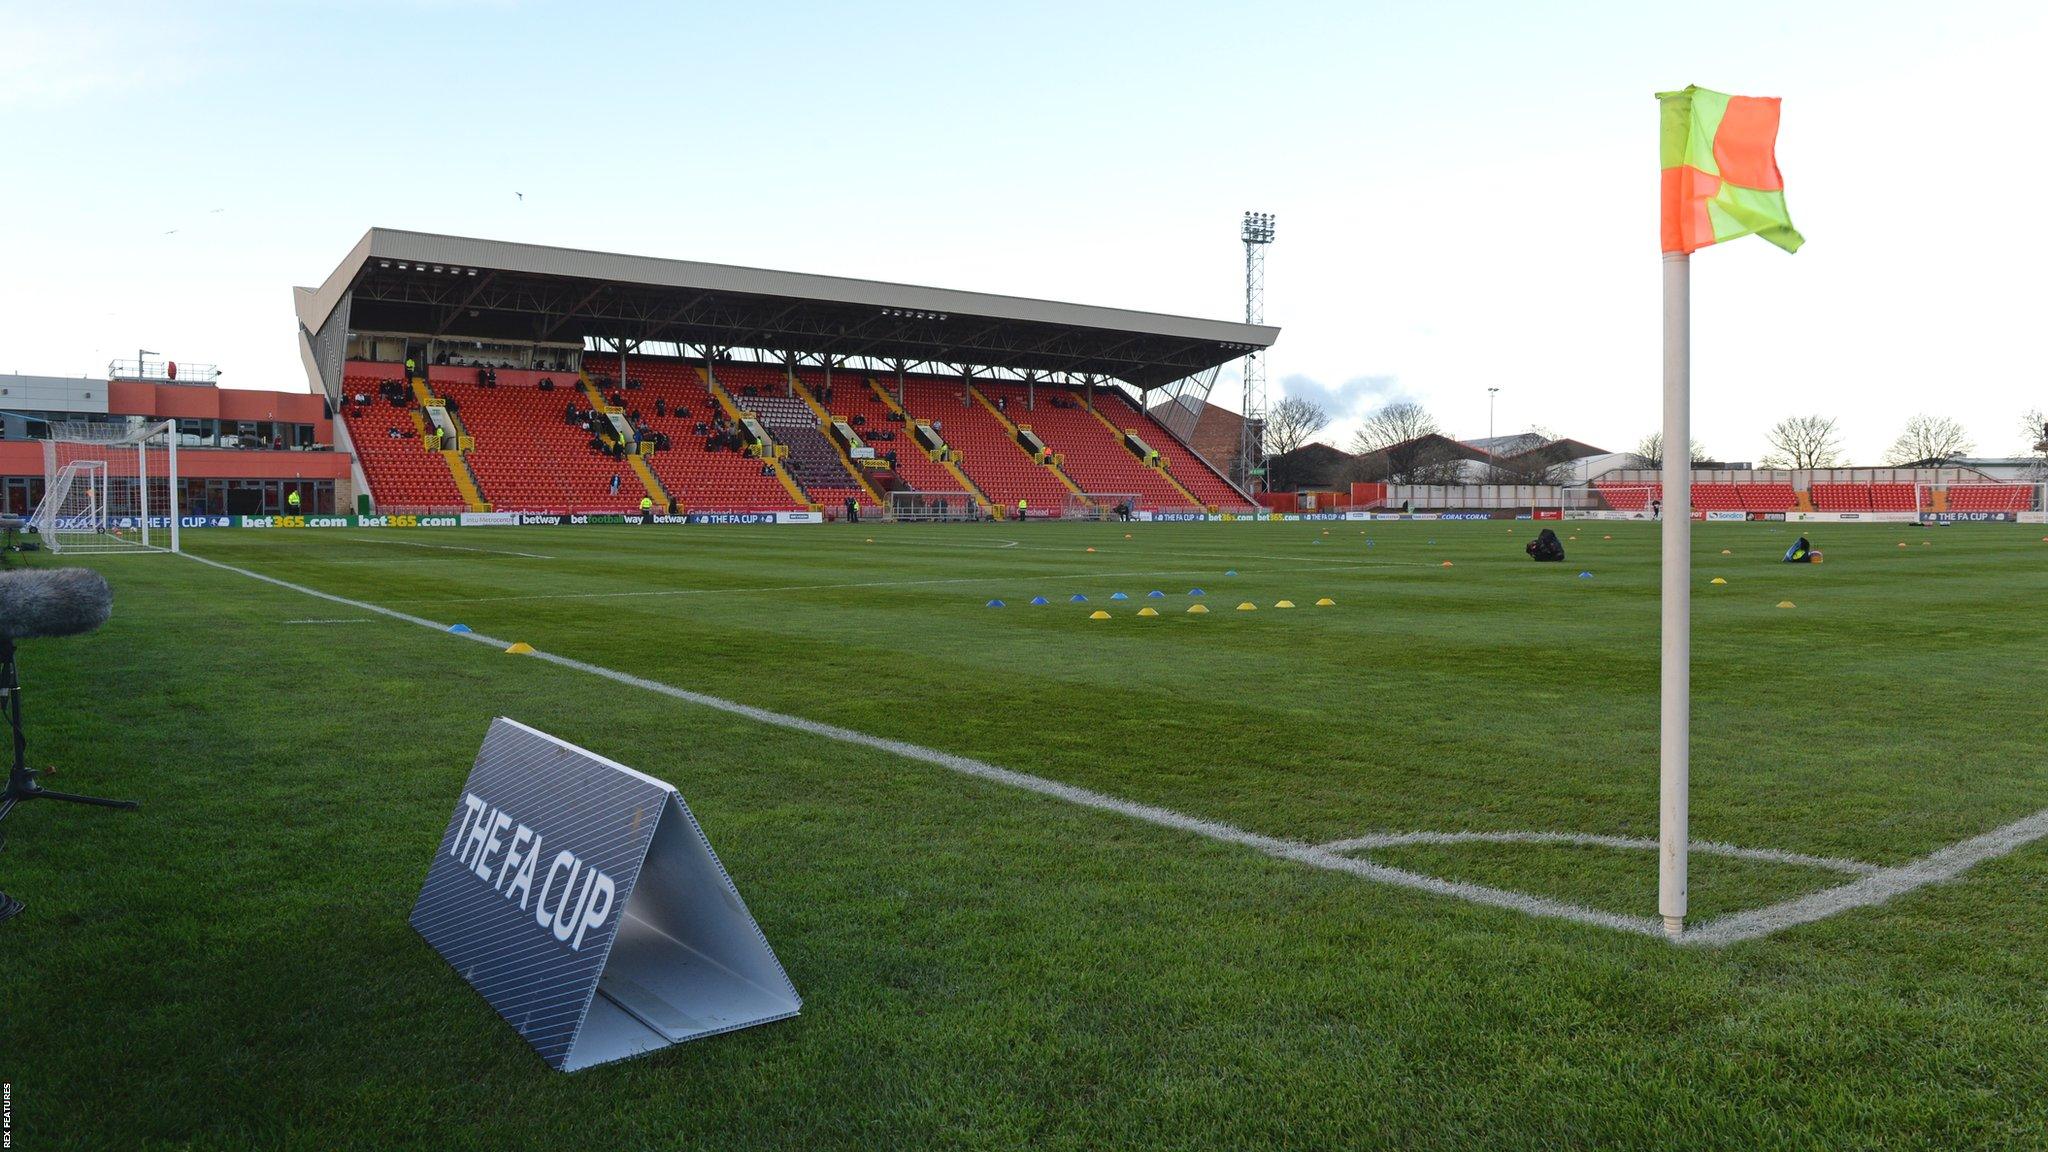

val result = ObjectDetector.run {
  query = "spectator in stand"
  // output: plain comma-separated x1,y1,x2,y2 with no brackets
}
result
609,474,621,495
655,397,666,418
538,377,554,392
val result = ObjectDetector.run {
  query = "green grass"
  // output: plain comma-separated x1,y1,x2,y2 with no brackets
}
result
3,519,2046,1149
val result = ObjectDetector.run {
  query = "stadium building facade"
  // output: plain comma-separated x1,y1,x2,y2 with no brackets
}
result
0,368,349,517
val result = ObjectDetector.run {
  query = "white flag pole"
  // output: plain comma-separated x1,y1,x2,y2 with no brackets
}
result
1659,249,1691,938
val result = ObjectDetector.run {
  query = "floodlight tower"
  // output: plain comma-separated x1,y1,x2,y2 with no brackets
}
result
1239,211,1275,494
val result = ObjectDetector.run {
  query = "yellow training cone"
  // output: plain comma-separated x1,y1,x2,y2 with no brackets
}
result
1124,533,1133,539
1898,542,1908,548
505,642,536,655
1603,535,1612,540
1777,601,1796,608
1440,560,1453,567
1187,603,1209,614
1137,606,1159,617
1089,610,1111,620
1237,602,1257,611
865,537,874,543
1086,546,1096,552
1710,577,1727,585
1315,597,1335,606
1720,549,1732,555
1274,600,1296,609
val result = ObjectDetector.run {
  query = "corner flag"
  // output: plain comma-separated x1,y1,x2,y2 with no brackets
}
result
1659,86,1803,255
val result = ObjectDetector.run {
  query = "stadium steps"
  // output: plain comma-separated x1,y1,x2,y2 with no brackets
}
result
966,383,1093,507
440,449,491,511
700,368,817,509
627,452,670,508
1100,388,1257,513
866,378,990,509
575,373,667,506
1931,488,1949,512
1080,398,1205,508
425,392,491,511
788,377,885,507
1796,488,1814,512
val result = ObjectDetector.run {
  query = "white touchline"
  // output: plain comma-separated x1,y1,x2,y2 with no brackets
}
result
181,551,2048,947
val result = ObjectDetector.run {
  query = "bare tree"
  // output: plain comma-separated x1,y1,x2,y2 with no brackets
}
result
1350,401,1439,453
1759,414,1843,469
1263,395,1330,458
1633,431,1709,467
1881,414,1974,465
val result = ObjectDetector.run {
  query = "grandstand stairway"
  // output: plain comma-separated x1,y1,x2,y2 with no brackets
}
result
577,375,670,509
339,362,480,511
849,375,990,508
741,383,878,513
428,366,640,513
1093,388,1253,512
580,355,806,512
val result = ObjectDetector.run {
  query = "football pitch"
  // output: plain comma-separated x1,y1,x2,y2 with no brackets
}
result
5,520,2046,1148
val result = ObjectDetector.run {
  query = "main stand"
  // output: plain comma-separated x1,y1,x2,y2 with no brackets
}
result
0,637,137,822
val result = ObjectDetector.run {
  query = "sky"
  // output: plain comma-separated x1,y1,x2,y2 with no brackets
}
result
2,0,2042,464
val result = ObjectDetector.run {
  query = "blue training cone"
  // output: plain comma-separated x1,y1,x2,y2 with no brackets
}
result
1189,588,1206,596
1110,592,1129,601
448,624,472,634
1578,572,1594,579
1147,590,1164,598
986,599,1006,607
1224,569,1238,576
1070,593,1088,603
1030,596,1049,606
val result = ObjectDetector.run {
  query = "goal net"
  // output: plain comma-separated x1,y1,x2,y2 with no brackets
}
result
1917,482,2047,522
1556,485,1661,520
29,420,180,554
888,490,981,522
1063,492,1140,521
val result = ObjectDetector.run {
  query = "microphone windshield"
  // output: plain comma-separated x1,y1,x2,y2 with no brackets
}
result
0,567,113,641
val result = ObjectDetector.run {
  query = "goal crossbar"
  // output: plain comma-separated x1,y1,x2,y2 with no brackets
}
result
29,420,181,553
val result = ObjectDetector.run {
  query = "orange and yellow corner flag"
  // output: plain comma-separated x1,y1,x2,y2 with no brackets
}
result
1659,86,1802,255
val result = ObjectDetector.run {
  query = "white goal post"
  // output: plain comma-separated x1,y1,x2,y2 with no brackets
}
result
1915,481,2047,523
888,490,981,522
1063,492,1140,521
1556,485,1661,520
29,420,180,554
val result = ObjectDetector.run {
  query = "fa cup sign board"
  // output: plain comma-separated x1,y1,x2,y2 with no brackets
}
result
410,718,800,1071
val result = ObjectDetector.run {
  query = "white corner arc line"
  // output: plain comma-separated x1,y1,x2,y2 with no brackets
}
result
178,552,2048,947
1317,830,1880,876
